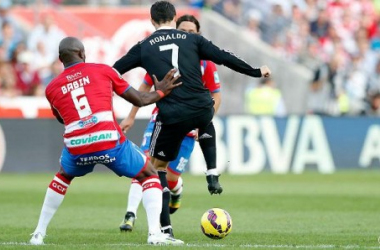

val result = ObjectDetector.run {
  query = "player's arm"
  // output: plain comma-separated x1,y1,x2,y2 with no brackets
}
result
120,81,152,133
211,92,221,114
45,88,64,124
113,43,142,75
112,68,181,107
51,105,64,124
203,61,222,114
197,36,271,78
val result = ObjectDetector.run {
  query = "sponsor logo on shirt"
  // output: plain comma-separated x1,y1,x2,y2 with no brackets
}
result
78,116,98,128
214,72,220,83
66,72,82,81
70,132,113,146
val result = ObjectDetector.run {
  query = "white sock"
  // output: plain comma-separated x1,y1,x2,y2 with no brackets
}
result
141,176,162,235
33,173,71,236
206,169,218,176
126,179,143,216
168,176,183,196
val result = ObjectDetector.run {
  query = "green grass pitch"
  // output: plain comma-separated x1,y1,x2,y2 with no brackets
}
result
1,170,380,249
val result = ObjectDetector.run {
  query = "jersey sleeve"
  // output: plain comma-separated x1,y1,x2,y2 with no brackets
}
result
143,73,154,87
196,35,262,77
113,43,142,75
203,61,221,93
107,66,131,95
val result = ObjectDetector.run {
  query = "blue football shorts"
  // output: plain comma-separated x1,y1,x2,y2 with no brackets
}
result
60,140,147,178
140,120,196,175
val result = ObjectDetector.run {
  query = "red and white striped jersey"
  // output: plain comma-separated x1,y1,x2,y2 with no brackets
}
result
46,62,130,155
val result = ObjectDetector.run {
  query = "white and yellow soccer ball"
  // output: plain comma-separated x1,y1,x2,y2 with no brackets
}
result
200,208,232,239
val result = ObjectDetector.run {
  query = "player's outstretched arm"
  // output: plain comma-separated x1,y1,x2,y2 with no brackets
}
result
120,83,152,133
197,36,271,78
120,68,182,107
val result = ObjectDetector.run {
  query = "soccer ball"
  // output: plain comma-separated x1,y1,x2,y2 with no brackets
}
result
200,208,232,239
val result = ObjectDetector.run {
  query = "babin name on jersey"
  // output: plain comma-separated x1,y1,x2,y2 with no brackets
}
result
61,76,90,94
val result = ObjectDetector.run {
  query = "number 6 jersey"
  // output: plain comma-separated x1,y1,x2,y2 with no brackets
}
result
45,62,130,155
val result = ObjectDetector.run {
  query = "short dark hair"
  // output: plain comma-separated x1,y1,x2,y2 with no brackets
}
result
176,14,200,32
150,1,176,24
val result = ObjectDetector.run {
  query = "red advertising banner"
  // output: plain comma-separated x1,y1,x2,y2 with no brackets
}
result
1,6,199,118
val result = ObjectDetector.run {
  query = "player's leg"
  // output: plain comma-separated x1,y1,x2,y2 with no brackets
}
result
167,136,196,214
120,122,154,231
149,120,189,237
119,178,140,232
109,140,183,245
198,121,223,194
30,148,94,245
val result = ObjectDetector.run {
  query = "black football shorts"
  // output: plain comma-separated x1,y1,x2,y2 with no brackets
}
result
149,109,213,161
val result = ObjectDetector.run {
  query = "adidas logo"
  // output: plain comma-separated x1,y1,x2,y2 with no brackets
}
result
158,151,166,157
199,133,212,139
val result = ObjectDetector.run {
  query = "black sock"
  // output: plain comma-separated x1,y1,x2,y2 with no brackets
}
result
158,170,171,228
198,122,217,171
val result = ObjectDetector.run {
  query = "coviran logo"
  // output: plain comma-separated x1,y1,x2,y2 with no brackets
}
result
0,124,6,173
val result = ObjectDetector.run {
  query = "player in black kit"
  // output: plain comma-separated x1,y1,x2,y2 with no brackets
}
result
113,1,271,242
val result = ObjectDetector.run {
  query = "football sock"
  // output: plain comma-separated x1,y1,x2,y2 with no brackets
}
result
141,175,162,235
126,178,143,216
198,122,217,171
32,172,71,236
206,168,219,176
167,176,183,196
158,171,171,229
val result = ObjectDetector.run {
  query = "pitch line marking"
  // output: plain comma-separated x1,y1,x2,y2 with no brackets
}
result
1,242,380,249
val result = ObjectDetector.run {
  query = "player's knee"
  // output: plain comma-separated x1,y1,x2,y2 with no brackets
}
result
166,170,179,182
58,168,75,181
135,161,158,183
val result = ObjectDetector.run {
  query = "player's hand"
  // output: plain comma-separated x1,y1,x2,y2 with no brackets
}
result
153,68,182,96
260,65,271,78
119,117,134,133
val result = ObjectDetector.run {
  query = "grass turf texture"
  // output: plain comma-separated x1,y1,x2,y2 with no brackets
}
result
0,171,380,249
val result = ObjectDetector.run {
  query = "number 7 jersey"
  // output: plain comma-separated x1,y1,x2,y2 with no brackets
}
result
45,62,130,155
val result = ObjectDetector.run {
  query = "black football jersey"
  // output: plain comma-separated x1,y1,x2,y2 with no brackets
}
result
113,27,262,124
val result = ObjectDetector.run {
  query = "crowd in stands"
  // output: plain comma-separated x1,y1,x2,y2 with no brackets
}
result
2,0,380,116
211,0,380,116
0,0,64,97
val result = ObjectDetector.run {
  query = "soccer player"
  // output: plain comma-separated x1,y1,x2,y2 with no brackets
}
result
113,1,271,238
29,37,184,246
118,14,222,232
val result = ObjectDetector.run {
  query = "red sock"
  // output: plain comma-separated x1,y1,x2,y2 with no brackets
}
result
48,172,71,195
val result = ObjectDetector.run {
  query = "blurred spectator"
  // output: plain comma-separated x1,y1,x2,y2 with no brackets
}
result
0,61,18,97
310,9,330,40
344,54,369,114
0,21,21,61
14,51,42,96
213,0,242,24
368,59,380,94
308,55,345,116
27,13,65,59
245,9,262,39
360,92,380,116
245,78,287,117
261,4,290,45
0,0,23,42
44,58,63,85
33,40,56,86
